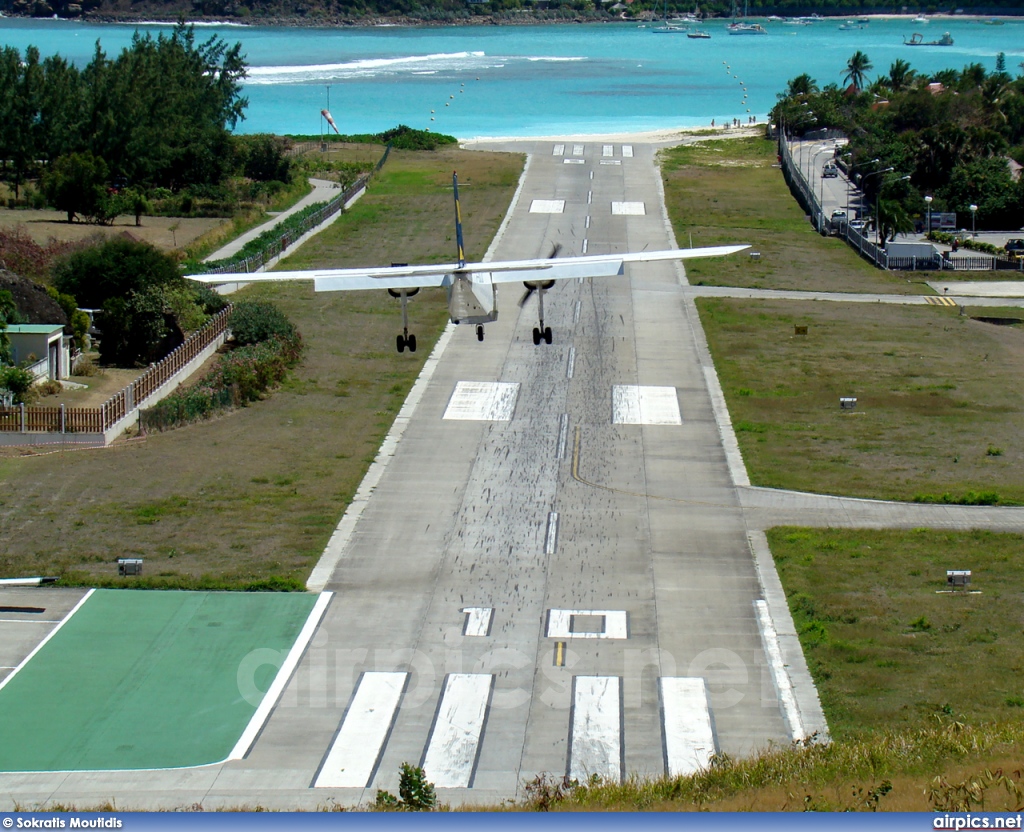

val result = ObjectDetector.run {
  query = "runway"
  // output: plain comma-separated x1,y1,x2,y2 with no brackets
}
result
0,139,810,809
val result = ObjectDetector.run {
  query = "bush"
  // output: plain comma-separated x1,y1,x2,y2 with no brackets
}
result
53,238,181,309
0,365,35,404
229,300,297,346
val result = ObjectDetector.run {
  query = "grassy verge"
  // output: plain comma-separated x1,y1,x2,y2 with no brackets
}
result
697,297,1024,502
0,146,523,588
661,136,928,296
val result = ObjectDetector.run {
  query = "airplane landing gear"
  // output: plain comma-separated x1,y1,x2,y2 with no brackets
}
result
389,287,419,354
476,325,485,342
532,326,552,345
520,277,556,346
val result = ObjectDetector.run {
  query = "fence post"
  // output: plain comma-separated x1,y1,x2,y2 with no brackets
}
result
20,402,25,433
60,403,65,434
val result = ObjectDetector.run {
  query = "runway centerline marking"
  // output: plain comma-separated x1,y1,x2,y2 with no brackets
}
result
313,671,407,788
556,413,569,460
545,512,560,555
567,347,576,380
422,673,493,788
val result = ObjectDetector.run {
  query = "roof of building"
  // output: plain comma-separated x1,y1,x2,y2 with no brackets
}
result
6,324,64,336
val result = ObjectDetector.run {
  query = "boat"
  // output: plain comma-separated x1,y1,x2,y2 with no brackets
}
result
652,23,689,32
687,28,711,37
912,14,928,23
727,22,767,33
838,20,865,29
904,31,953,45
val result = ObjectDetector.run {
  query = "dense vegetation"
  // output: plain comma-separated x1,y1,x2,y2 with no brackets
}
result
773,53,1024,234
3,0,1024,23
0,24,250,204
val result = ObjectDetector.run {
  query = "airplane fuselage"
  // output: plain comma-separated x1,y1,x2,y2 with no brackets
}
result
447,272,498,326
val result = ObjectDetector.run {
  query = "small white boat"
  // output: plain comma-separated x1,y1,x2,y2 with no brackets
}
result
687,28,711,38
727,21,767,33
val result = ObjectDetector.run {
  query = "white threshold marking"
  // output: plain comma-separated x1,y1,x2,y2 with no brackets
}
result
573,301,581,323
612,385,682,426
611,201,645,215
563,159,585,165
622,145,634,157
530,199,565,214
547,609,628,639
556,413,569,460
230,591,334,760
422,673,493,788
567,347,576,380
443,381,519,421
545,512,560,555
572,144,585,156
0,588,95,695
462,607,493,637
755,600,805,741
660,677,716,777
553,144,565,156
314,670,407,788
569,676,622,783
599,160,621,166
602,144,613,157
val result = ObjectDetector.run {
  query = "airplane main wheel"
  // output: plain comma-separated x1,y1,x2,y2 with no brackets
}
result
543,326,553,345
396,334,406,353
476,325,485,342
532,328,541,346
408,334,417,353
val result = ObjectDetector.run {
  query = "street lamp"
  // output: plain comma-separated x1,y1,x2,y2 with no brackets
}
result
924,195,933,236
860,166,894,245
970,204,978,238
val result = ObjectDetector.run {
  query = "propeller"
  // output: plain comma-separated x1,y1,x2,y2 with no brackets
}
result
519,243,562,306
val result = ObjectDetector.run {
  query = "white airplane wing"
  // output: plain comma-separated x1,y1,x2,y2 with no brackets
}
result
185,245,749,293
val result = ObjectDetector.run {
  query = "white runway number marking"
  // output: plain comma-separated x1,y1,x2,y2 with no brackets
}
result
443,381,520,421
660,677,716,777
422,673,494,788
569,676,622,783
611,385,682,426
314,671,407,788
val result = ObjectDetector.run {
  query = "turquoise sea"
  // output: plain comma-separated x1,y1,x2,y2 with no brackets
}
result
1,15,1021,138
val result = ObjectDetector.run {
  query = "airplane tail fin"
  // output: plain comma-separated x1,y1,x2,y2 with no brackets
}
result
453,171,466,269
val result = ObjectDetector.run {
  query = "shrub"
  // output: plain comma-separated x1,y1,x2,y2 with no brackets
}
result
229,301,296,346
0,365,35,404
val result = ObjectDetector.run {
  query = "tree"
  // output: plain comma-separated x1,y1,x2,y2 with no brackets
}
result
41,152,109,223
843,51,873,92
888,59,915,93
0,289,15,364
785,73,818,98
237,134,292,183
52,237,180,308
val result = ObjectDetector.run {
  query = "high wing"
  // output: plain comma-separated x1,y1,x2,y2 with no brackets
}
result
185,244,749,292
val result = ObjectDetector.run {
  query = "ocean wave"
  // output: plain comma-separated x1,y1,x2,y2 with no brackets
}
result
244,51,587,85
246,50,491,84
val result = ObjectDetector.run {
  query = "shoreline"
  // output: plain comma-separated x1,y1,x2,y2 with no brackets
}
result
460,124,763,146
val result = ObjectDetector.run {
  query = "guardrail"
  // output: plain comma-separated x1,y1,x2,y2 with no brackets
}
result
199,143,392,278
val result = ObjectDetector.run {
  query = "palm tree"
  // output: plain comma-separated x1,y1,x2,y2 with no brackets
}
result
786,73,818,97
888,59,915,92
843,51,873,92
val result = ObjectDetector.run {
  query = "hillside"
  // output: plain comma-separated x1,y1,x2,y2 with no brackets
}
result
2,0,1021,26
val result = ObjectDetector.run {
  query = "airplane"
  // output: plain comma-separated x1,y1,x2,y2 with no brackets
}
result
187,172,749,353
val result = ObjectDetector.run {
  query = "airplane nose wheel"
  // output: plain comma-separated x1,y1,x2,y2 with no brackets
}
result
532,326,552,345
396,331,416,353
476,325,485,342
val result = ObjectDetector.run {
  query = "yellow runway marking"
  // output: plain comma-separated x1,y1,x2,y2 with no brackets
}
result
925,296,957,306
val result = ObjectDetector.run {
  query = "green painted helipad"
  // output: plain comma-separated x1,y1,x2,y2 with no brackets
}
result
0,589,319,772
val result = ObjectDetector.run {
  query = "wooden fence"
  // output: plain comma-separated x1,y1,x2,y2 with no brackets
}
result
0,306,231,436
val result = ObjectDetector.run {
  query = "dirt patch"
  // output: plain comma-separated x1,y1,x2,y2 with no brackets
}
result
0,210,227,253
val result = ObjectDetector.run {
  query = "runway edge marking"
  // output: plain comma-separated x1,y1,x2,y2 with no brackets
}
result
0,588,95,695
305,154,535,592
228,591,334,760
747,530,830,742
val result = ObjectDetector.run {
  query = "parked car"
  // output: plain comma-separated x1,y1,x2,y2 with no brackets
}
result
849,219,868,232
822,163,838,178
1005,238,1024,260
